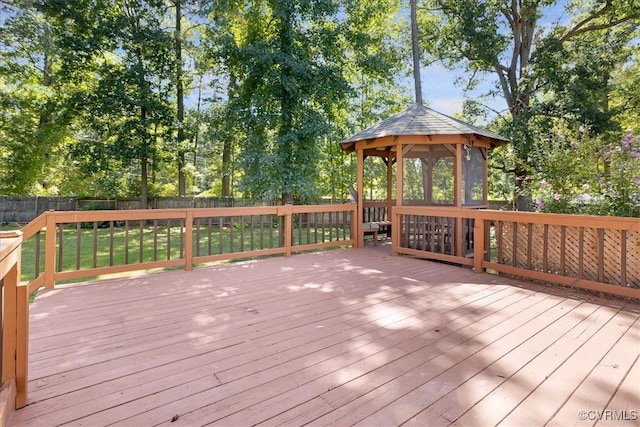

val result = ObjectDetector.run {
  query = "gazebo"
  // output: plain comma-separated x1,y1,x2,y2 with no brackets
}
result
340,103,509,249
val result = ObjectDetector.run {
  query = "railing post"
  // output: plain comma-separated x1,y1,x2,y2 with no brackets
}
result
1,253,18,388
184,210,193,271
350,205,357,248
391,207,398,256
0,230,27,409
15,284,28,408
278,205,293,257
473,215,485,273
45,211,56,289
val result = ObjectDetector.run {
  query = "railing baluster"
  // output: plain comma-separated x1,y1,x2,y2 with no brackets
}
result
342,211,347,240
428,216,436,252
250,215,255,251
180,218,184,259
229,216,235,252
57,223,64,272
124,221,129,265
314,212,318,244
259,215,264,250
109,221,114,267
139,220,144,264
239,216,245,252
218,217,224,254
207,217,212,256
92,222,98,269
195,218,201,257
269,214,274,248
75,223,81,271
166,219,171,261
153,220,158,261
35,231,41,278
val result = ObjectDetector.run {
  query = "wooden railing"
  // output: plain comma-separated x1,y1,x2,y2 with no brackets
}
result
19,204,355,289
393,206,640,300
0,204,355,411
0,231,28,415
3,203,637,411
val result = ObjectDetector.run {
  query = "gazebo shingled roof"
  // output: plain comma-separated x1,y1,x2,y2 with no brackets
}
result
340,103,509,151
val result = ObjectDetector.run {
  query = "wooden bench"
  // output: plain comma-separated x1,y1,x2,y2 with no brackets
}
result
376,220,392,237
362,222,379,246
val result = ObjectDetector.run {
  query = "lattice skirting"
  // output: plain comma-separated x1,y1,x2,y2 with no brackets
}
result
499,222,639,289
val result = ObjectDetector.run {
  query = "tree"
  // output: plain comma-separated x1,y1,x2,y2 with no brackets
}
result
419,0,640,210
610,43,640,131
43,0,177,206
0,1,71,195
201,0,407,202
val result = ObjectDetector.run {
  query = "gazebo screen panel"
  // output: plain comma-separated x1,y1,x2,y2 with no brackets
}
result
462,146,486,205
402,145,455,205
430,150,455,205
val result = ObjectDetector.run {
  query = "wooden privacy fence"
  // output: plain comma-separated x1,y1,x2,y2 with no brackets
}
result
393,206,640,300
0,196,348,224
0,204,356,411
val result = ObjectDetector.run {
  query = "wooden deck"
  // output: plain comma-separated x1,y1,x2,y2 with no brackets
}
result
9,247,640,426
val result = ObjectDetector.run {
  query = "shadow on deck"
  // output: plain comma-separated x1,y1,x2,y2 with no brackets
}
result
10,247,640,426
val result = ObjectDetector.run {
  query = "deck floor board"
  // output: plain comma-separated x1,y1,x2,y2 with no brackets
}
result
9,247,640,427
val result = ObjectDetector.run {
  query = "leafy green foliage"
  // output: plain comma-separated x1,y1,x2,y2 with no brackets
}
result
0,2,71,194
419,0,639,211
201,0,407,202
526,130,640,217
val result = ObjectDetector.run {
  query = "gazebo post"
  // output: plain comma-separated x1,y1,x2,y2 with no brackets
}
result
455,142,464,256
386,151,393,227
396,142,404,207
357,147,365,248
392,141,404,255
426,151,433,204
455,142,463,209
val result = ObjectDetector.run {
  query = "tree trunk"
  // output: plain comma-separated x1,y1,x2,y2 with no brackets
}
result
175,0,186,196
410,0,422,105
221,74,235,198
39,51,53,190
140,106,149,209
222,139,231,197
278,1,295,205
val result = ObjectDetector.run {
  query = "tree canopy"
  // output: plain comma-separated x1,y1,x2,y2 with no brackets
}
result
1,0,638,215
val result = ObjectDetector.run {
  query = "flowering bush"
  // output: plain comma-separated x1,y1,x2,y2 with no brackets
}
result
528,131,640,217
